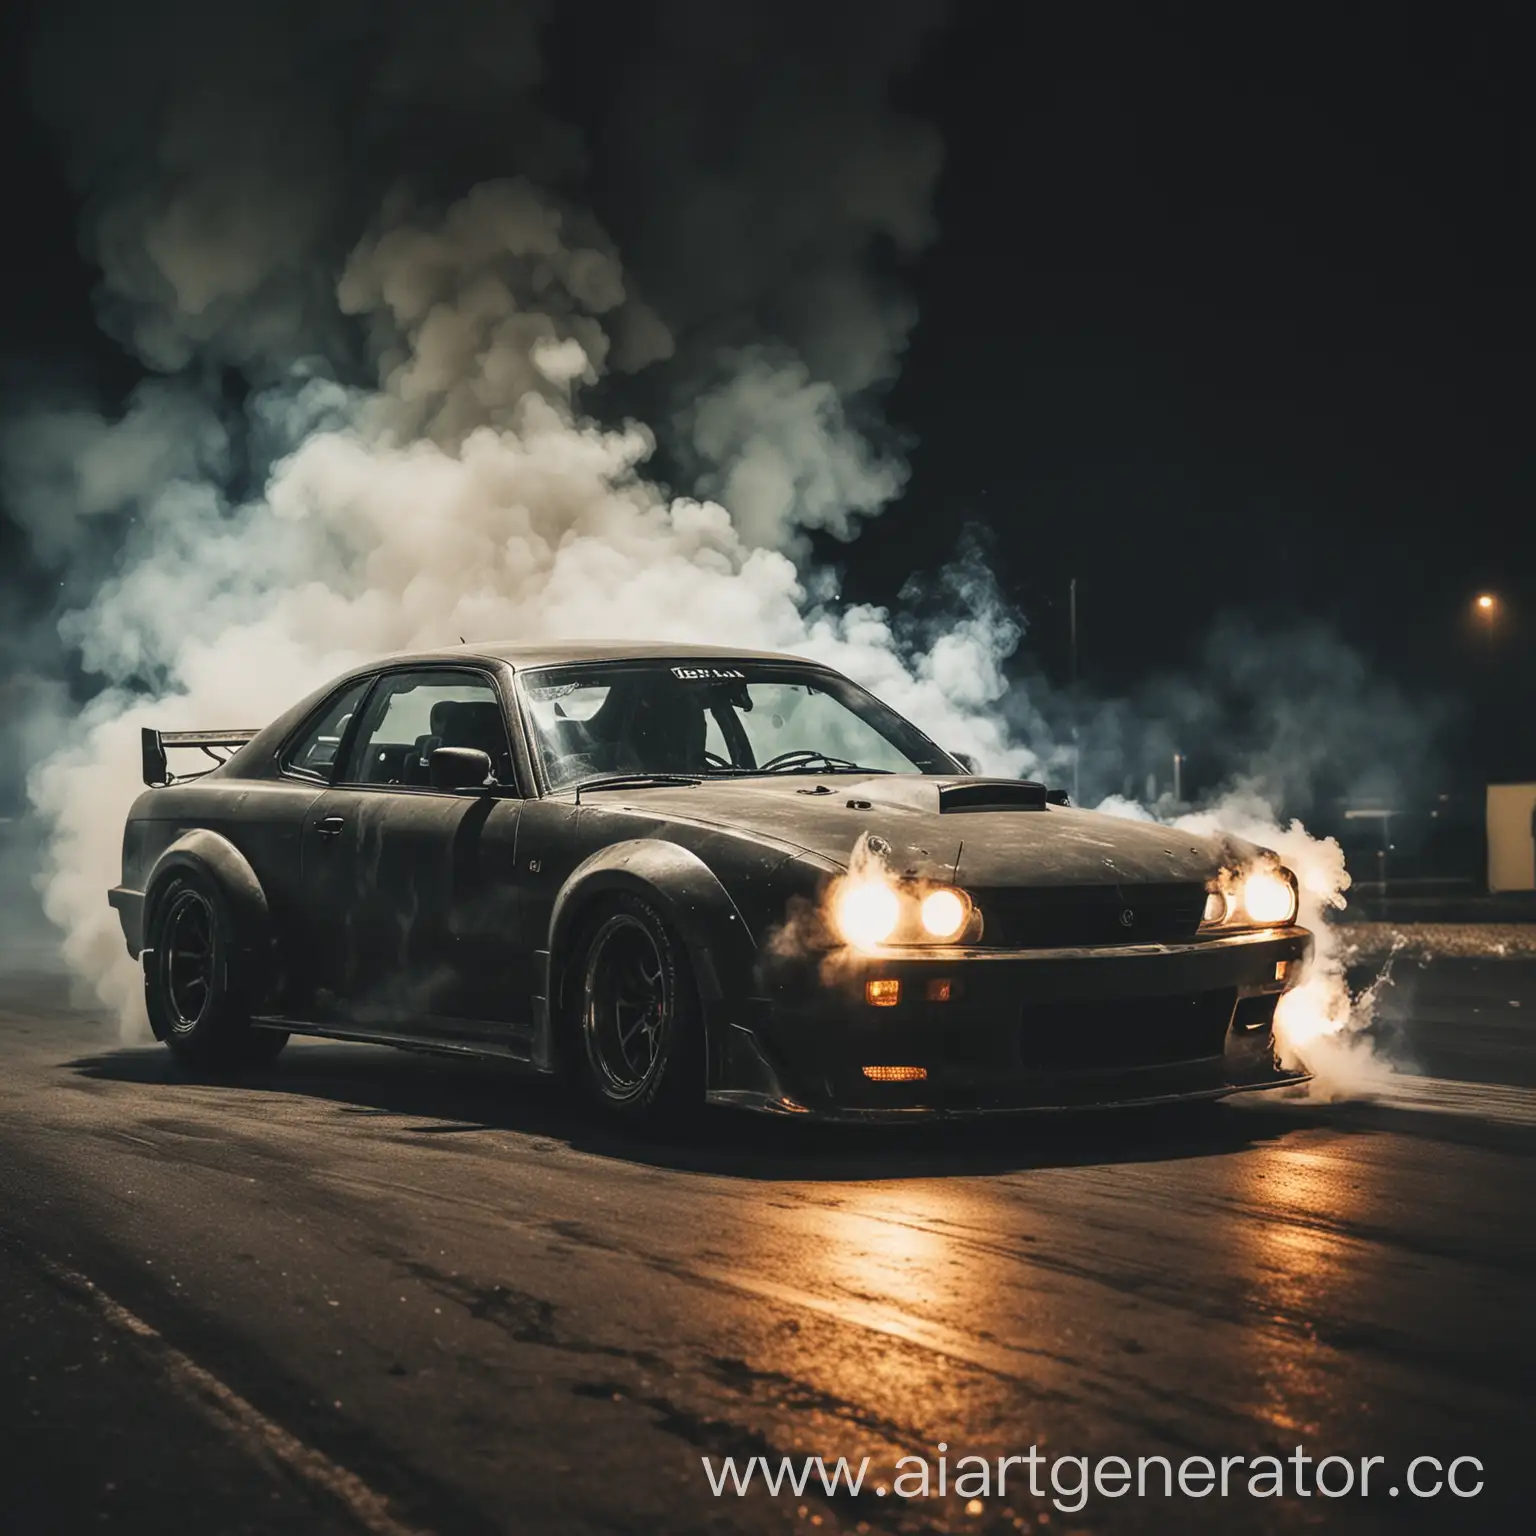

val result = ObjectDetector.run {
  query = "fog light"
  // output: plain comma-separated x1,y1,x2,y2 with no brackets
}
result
924,978,953,1002
865,979,901,1007
862,1065,927,1082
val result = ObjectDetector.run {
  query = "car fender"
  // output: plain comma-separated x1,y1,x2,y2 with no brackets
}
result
141,830,273,1034
548,839,758,1000
540,839,760,1076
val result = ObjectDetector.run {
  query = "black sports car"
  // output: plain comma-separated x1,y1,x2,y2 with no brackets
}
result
109,643,1312,1126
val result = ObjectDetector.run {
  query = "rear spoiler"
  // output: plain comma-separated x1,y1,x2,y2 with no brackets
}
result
141,727,258,788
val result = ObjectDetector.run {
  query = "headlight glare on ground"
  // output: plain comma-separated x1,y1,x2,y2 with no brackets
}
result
919,887,970,940
1242,870,1298,925
833,879,901,948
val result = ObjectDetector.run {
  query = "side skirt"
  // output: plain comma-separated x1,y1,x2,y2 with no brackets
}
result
249,1014,553,1068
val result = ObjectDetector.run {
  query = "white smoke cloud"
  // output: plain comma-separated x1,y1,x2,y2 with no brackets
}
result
7,1,1015,1039
29,0,574,373
601,0,945,390
588,0,946,554
684,351,909,551
338,180,660,443
1099,785,1401,1097
0,383,229,566
21,148,1026,1033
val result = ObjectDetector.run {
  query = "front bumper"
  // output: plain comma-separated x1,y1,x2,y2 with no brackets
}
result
707,926,1314,1120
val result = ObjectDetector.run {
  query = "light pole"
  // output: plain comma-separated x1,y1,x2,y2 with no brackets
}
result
1069,577,1078,687
1069,578,1080,804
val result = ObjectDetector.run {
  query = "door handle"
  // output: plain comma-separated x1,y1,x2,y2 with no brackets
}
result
314,815,345,840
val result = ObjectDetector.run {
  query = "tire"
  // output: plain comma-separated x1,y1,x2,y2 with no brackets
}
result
145,873,289,1070
571,893,704,1131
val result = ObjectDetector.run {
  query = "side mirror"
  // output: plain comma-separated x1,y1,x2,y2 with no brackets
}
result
429,746,495,790
950,751,978,774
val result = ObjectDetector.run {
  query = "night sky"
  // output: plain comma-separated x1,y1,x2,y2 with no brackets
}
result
2,3,1531,785
878,8,1535,715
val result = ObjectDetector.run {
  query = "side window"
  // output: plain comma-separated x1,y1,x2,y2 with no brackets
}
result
279,678,371,781
342,670,514,788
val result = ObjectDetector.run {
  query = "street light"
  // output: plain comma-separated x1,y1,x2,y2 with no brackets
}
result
1475,592,1499,657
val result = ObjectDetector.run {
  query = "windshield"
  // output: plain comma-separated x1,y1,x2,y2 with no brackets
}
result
518,661,958,790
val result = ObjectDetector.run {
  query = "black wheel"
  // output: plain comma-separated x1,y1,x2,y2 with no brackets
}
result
574,894,703,1130
146,874,288,1070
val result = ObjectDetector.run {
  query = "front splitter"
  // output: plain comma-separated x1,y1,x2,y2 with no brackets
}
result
706,1067,1312,1123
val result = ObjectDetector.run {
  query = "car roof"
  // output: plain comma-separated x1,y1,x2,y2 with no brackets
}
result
376,640,826,671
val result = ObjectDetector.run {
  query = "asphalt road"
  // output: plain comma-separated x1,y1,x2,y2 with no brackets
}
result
1,956,1533,1536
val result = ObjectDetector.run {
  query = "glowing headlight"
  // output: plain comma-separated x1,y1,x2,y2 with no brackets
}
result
1242,870,1298,925
919,887,970,940
833,879,901,948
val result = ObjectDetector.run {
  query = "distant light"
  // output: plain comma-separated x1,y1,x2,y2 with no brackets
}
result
1476,593,1496,611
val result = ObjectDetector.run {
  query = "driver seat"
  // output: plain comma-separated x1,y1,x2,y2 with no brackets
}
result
625,685,707,774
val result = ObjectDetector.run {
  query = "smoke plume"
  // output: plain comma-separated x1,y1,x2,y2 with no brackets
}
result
1097,788,1402,1098
8,0,1030,1031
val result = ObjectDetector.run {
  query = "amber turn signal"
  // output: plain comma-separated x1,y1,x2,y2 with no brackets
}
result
865,979,901,1007
861,1065,927,1082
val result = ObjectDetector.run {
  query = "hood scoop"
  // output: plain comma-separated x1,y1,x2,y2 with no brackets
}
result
936,777,1049,812
818,775,1057,816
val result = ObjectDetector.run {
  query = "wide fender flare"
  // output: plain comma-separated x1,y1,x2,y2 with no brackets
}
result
547,839,758,1011
142,829,273,982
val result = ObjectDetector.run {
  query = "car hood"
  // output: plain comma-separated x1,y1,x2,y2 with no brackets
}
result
612,775,1255,887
